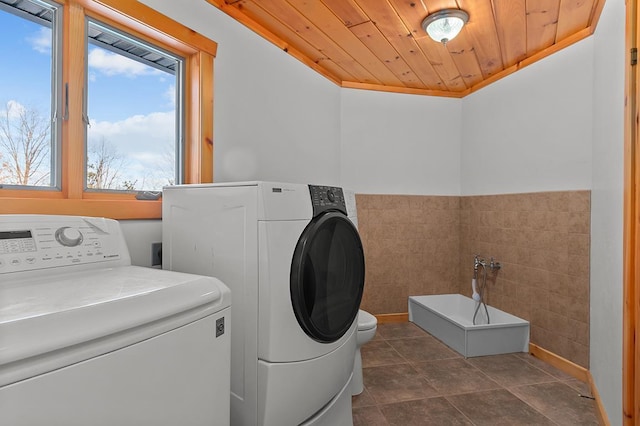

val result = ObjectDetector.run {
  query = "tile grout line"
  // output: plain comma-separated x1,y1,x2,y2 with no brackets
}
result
441,393,482,426
503,386,563,426
357,322,598,426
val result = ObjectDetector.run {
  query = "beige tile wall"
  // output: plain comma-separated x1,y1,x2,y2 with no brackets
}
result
459,191,591,368
355,194,460,314
356,191,591,368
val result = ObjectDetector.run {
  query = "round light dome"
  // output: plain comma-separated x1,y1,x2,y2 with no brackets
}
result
422,9,469,45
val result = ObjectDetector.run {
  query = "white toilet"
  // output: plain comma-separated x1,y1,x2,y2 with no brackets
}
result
351,309,377,395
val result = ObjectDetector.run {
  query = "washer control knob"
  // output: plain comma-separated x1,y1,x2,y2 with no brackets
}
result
326,189,335,202
55,227,84,247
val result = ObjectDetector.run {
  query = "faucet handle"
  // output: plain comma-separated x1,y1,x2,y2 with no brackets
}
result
489,257,501,270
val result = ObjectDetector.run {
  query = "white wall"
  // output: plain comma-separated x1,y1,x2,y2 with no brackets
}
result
119,220,162,267
340,89,462,195
590,0,625,423
460,39,594,195
141,0,342,186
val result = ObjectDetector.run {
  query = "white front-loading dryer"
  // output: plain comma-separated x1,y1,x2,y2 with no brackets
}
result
257,184,364,362
163,182,365,426
0,215,232,426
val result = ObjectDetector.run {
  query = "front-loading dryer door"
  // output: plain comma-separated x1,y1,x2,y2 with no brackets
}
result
290,211,365,343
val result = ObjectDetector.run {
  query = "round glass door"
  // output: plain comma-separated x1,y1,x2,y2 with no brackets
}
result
290,211,365,343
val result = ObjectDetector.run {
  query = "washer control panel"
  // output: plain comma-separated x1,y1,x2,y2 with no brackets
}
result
0,216,127,274
309,185,347,216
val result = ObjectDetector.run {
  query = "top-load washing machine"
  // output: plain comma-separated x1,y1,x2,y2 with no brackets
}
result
0,215,231,426
163,182,365,426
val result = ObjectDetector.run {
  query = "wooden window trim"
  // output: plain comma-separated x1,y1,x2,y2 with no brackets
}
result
0,0,216,220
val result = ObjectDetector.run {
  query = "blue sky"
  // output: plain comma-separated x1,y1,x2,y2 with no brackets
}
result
0,13,51,112
0,9,177,190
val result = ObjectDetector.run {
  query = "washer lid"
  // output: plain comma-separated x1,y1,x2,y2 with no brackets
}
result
0,266,230,368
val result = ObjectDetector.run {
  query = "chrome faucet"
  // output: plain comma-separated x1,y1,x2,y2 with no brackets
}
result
473,255,486,278
474,254,500,276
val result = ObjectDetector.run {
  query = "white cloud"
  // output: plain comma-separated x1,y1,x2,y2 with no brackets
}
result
88,113,174,163
27,27,51,54
87,111,176,190
89,111,174,140
88,48,162,78
3,100,27,119
125,152,169,177
163,84,175,107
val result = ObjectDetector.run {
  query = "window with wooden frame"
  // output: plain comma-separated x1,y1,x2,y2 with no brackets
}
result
0,0,215,219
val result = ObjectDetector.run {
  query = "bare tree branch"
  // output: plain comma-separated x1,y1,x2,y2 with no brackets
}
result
0,101,51,186
86,137,128,189
0,152,10,183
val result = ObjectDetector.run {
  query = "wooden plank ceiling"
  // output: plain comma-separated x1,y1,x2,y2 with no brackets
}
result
205,0,605,97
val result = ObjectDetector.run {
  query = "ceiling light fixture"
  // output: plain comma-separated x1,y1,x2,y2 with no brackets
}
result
421,9,469,45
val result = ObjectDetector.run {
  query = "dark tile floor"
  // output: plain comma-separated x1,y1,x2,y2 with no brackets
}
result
352,322,600,426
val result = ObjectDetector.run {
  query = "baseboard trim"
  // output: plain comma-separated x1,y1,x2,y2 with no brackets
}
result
529,344,610,425
374,313,409,323
529,343,589,382
587,371,611,426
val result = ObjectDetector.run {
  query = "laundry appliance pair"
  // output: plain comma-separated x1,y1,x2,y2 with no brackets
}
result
163,181,365,426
